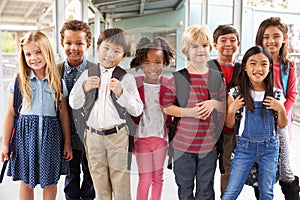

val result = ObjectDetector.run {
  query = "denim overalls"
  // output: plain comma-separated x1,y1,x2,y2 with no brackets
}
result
223,100,279,200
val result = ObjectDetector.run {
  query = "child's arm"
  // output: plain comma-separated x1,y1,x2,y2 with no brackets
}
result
163,104,203,119
1,93,14,162
59,97,73,161
263,96,288,128
225,95,245,128
197,99,226,120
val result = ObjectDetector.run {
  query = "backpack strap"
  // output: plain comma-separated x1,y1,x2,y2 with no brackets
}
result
13,75,22,120
170,68,190,139
110,66,135,170
207,59,222,72
110,66,128,120
173,68,190,107
82,65,101,121
280,62,290,97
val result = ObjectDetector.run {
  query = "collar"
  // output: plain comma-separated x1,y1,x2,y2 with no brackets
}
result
29,70,48,81
100,64,116,74
64,56,87,74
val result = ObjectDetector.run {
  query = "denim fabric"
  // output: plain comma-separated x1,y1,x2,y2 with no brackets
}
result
173,148,217,200
64,149,95,200
222,101,279,200
8,70,68,117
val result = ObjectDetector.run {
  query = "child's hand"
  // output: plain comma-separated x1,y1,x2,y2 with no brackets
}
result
263,96,285,113
109,78,123,98
83,76,100,92
228,95,244,114
1,145,12,162
63,143,73,162
196,100,215,120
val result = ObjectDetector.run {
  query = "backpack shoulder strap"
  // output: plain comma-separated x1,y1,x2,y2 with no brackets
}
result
110,66,128,120
13,74,22,120
112,66,127,80
82,65,101,121
280,62,290,97
88,64,101,77
57,61,65,78
173,68,190,107
86,60,96,69
208,68,224,99
135,76,143,88
207,59,222,72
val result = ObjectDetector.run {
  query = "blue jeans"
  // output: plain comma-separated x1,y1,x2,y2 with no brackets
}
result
64,149,95,200
174,149,217,200
222,136,279,200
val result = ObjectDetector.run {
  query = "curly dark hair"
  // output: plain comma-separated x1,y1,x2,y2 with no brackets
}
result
60,19,92,47
130,37,175,69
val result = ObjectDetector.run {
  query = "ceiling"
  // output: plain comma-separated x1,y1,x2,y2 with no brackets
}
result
0,0,54,29
92,0,184,20
0,0,184,30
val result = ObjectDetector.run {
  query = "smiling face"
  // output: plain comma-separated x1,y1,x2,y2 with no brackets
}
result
97,40,126,69
61,30,89,67
141,49,164,84
23,41,47,76
245,52,270,87
262,26,287,57
214,33,240,58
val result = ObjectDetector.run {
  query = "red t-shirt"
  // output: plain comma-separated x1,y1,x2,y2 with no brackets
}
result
220,63,235,133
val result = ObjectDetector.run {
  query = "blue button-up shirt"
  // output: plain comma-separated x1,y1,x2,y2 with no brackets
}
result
63,58,87,150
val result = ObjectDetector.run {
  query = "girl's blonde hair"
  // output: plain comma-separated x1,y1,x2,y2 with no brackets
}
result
181,25,213,61
19,31,62,110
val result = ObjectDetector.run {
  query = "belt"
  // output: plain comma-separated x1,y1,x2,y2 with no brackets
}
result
86,123,126,136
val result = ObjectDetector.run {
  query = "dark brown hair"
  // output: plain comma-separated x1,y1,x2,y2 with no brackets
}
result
213,24,240,43
96,27,131,57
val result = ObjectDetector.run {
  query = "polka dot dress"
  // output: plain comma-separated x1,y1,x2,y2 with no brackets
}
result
7,115,69,188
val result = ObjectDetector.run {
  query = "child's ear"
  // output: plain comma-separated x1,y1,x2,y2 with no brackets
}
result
213,42,217,49
237,41,241,47
283,34,288,43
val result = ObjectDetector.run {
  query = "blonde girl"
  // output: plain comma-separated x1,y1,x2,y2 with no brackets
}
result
1,31,72,200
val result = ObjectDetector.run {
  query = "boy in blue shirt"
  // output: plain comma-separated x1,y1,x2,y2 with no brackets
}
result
58,19,95,200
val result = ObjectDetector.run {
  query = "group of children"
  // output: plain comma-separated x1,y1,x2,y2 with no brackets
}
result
0,16,299,200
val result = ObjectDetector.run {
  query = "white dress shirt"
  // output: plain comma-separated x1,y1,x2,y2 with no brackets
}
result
69,65,143,129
